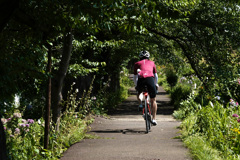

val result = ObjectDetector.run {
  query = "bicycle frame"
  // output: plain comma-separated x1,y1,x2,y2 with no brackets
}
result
142,90,152,133
142,92,151,116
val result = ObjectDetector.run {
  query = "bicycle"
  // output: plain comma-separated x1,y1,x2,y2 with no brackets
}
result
140,86,152,133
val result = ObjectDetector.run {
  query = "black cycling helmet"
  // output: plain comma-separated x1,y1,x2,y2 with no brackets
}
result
139,50,150,59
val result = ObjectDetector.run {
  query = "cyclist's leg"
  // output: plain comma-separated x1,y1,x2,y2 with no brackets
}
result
146,77,158,124
137,92,142,105
150,97,157,120
136,78,144,108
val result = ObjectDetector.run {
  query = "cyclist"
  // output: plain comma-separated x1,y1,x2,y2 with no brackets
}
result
133,50,159,126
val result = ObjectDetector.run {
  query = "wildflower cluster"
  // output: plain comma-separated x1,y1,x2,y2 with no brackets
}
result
230,99,239,107
232,113,240,123
232,128,240,134
1,113,35,137
179,76,193,84
237,78,240,85
179,77,187,83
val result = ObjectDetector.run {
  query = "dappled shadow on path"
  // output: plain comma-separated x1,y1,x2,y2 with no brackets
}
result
91,128,147,135
128,90,168,96
156,91,169,96
108,87,174,116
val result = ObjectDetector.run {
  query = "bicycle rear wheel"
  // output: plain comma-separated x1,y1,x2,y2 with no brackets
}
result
145,99,150,133
147,103,152,130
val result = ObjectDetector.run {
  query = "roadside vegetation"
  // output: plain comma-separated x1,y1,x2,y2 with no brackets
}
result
1,1,240,160
160,65,240,159
1,68,132,159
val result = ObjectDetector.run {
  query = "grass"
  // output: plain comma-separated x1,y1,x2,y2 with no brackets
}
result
177,112,223,160
183,134,223,160
178,115,223,160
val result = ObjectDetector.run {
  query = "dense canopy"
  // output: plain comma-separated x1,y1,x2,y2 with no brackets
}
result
1,0,240,158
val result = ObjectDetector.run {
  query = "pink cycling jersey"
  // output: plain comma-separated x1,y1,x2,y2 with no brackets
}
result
134,59,157,78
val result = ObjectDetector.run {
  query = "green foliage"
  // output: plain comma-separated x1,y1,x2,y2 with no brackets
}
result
165,67,178,88
195,103,233,152
68,60,106,78
166,73,202,111
2,82,98,159
107,68,133,109
120,68,134,87
170,83,192,110
2,0,240,159
140,0,240,104
93,67,132,112
3,115,45,160
184,134,223,160
177,93,240,159
173,94,201,120
0,32,47,114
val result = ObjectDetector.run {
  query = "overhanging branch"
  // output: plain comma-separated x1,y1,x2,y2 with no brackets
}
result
147,27,209,90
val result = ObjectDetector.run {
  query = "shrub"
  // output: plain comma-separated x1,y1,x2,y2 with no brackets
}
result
93,68,132,113
170,83,192,110
179,99,240,159
173,93,201,120
165,68,178,88
2,82,95,159
166,70,178,87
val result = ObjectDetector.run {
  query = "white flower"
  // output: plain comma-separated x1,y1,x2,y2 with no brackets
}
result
194,83,197,89
14,128,20,134
215,96,221,100
38,119,41,124
210,101,214,107
13,113,22,118
1,118,7,124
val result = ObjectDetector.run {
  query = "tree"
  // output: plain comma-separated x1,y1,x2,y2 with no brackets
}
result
134,0,240,100
1,1,240,153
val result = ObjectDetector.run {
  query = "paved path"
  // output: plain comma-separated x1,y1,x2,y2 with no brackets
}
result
61,86,191,160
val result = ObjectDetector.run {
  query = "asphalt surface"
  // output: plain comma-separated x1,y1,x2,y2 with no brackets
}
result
61,86,191,160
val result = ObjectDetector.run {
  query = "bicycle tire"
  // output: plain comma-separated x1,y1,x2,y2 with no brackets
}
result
145,99,150,133
147,103,152,130
147,113,151,131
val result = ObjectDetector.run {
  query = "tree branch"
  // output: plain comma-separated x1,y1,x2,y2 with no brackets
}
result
147,27,209,90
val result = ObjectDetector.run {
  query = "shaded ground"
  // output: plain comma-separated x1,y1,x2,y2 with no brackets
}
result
61,86,191,160
108,87,174,116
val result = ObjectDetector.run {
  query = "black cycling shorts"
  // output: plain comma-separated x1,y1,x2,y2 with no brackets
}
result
137,77,156,98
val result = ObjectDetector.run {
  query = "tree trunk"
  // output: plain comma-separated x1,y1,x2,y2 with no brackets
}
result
52,31,73,131
109,72,120,92
44,45,52,149
0,114,7,160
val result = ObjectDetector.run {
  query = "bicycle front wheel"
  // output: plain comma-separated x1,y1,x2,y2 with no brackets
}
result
145,99,150,133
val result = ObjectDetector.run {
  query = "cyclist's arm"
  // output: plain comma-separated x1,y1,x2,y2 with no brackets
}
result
133,63,138,87
153,63,158,86
133,74,138,87
154,73,158,86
